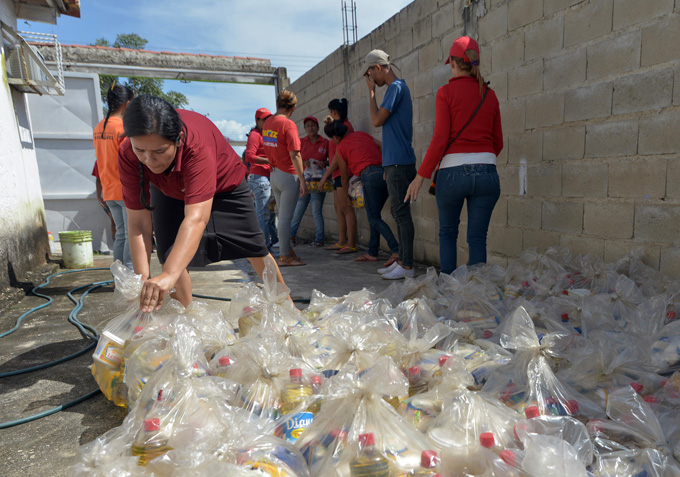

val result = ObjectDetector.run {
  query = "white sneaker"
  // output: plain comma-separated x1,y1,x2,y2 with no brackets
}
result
382,264,415,280
378,261,399,275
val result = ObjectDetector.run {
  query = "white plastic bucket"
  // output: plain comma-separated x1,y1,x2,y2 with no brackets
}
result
59,230,94,268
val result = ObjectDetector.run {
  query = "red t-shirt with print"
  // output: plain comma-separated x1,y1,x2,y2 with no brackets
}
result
262,114,301,175
245,127,271,177
300,135,329,166
336,131,382,177
118,109,246,210
328,119,354,179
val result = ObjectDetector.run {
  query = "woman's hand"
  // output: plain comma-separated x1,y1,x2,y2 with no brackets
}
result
405,175,426,203
140,272,176,312
299,179,308,198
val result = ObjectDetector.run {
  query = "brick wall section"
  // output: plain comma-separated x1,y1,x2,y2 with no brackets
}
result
289,0,680,277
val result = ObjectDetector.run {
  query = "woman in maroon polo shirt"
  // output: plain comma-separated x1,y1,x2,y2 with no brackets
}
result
118,95,285,312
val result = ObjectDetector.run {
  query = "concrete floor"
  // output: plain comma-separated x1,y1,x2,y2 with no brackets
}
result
0,243,420,476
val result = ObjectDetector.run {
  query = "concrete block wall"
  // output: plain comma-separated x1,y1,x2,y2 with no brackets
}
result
289,0,680,277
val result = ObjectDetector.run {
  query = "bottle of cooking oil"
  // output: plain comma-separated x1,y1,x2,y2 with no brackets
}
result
350,432,390,476
130,417,172,466
410,449,441,476
279,368,314,443
407,366,428,397
213,355,232,377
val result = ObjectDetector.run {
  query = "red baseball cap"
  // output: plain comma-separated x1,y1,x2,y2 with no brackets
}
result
446,36,480,64
303,116,319,126
255,108,272,120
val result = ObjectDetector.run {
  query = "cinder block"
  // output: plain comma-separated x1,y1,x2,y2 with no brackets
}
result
545,0,587,15
490,197,508,226
508,131,543,164
418,41,440,73
413,70,434,99
491,31,525,72
604,240,661,269
639,110,680,155
500,99,526,133
432,2,456,39
675,64,680,106
479,3,508,43
634,204,680,241
562,162,608,198
488,255,510,268
542,200,583,233
508,60,543,99
525,16,564,61
499,164,520,197
564,0,614,48
560,235,605,259
609,157,667,199
666,159,680,199
497,138,509,165
544,48,586,91
399,2,419,33
642,14,680,67
660,245,680,278
614,0,674,30
523,228,562,252
421,194,438,221
414,216,438,242
398,50,420,81
612,69,673,115
508,0,544,31
528,164,562,197
396,28,414,58
414,120,435,152
543,125,585,161
508,197,542,228
587,30,640,81
433,64,452,90
565,82,613,121
416,93,436,124
585,119,638,158
583,201,634,239
488,226,524,257
414,16,433,49
526,93,565,129
488,71,508,102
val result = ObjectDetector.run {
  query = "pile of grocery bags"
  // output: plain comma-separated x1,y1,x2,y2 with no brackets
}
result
75,247,680,476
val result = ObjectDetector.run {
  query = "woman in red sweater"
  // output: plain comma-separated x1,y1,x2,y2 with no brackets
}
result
405,36,503,274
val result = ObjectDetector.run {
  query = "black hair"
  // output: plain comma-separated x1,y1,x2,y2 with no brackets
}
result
103,82,134,132
328,98,348,121
123,95,184,211
324,120,349,140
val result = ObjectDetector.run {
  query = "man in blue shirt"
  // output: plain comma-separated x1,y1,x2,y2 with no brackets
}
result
363,49,417,280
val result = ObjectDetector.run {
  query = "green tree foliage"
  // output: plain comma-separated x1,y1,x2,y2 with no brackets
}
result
92,34,188,111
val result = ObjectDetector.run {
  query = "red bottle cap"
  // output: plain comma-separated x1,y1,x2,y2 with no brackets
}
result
514,421,528,440
565,400,579,414
630,382,644,394
358,433,375,447
522,281,529,287
561,313,569,322
483,330,493,339
218,356,231,366
192,363,199,369
290,368,303,378
524,405,540,419
667,311,677,320
562,290,569,295
500,450,517,467
133,326,144,334
310,375,322,385
644,395,658,403
662,379,669,387
438,355,449,367
144,418,160,432
421,449,438,468
408,366,421,377
480,432,495,448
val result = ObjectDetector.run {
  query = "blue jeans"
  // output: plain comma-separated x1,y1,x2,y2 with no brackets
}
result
106,200,132,269
248,174,275,249
384,164,416,267
435,164,500,274
361,166,399,257
290,191,326,242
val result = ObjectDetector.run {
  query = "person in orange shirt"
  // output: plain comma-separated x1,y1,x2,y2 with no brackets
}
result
93,83,134,269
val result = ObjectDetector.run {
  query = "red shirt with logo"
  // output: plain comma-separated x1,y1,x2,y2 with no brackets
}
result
262,114,301,175
328,119,354,179
336,131,382,177
300,135,329,166
118,110,246,210
245,127,271,177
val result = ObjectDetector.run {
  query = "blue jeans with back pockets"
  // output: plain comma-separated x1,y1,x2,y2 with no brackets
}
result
361,165,399,257
290,192,326,242
435,164,500,274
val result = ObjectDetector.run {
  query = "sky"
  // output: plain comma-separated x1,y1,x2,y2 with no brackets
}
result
23,0,414,148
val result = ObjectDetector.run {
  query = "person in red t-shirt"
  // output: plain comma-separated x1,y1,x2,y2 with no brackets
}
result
323,98,358,254
289,116,329,247
405,36,503,274
321,121,399,266
93,83,134,269
118,95,287,312
262,90,308,267
245,107,279,252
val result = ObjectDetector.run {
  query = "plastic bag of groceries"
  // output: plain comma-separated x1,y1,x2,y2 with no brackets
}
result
482,307,604,421
449,264,506,303
91,261,167,407
296,356,431,476
348,175,365,208
445,281,504,338
377,268,451,316
305,288,380,328
229,256,305,337
123,326,174,406
181,300,237,360
587,386,680,477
